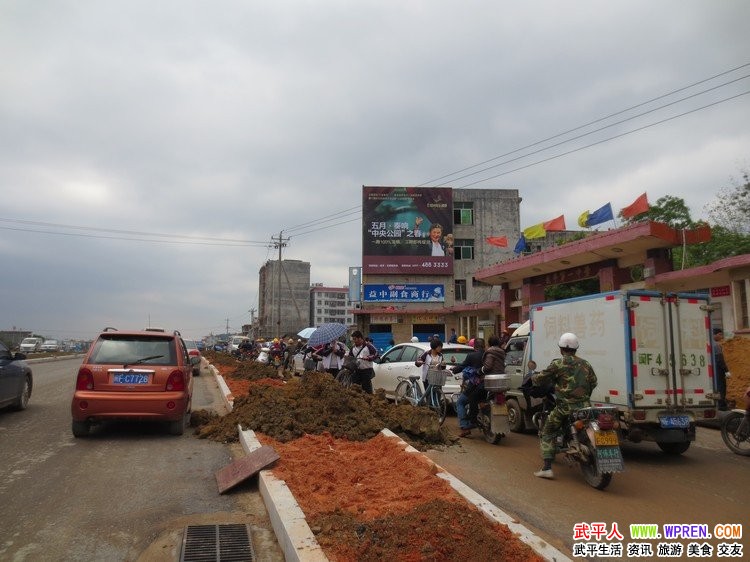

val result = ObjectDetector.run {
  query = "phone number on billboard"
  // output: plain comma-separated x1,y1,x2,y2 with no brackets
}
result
420,261,450,268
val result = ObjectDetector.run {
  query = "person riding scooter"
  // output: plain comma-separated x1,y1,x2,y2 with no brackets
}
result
531,332,597,479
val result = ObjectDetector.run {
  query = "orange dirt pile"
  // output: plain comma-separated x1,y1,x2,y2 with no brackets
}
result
260,432,544,562
722,335,750,406
195,352,545,561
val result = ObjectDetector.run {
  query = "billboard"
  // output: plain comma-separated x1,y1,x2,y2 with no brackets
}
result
363,283,445,303
362,186,453,275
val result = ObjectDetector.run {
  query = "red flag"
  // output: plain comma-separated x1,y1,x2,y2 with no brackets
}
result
621,192,649,219
485,236,508,247
543,215,566,231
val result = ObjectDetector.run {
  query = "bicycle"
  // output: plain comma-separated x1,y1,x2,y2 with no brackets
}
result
395,369,448,425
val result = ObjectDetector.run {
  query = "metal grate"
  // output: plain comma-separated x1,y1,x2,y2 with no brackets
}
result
180,524,255,562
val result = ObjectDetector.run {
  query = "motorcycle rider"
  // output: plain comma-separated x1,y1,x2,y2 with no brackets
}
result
531,332,597,479
451,337,485,437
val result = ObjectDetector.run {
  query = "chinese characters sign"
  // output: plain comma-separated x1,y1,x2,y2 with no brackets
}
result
362,186,453,275
363,284,445,303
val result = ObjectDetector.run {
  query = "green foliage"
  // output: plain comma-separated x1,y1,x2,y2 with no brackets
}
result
705,170,750,234
544,278,600,301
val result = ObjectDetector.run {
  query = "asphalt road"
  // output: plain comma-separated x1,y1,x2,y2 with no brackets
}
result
0,357,283,562
4,357,746,561
425,415,748,560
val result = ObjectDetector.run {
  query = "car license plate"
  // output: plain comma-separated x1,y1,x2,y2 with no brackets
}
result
113,373,150,384
659,415,690,429
594,430,619,446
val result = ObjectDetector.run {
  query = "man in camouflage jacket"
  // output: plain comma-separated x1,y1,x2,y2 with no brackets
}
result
531,332,597,479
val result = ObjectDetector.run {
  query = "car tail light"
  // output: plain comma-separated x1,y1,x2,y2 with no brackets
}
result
76,368,94,390
166,370,185,391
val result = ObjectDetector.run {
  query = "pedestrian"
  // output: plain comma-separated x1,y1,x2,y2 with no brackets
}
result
348,330,379,394
499,329,511,348
449,328,458,344
531,332,597,479
415,339,446,395
451,337,485,436
713,327,728,410
317,338,347,377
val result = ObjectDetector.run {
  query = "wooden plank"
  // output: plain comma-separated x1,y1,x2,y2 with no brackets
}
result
215,445,280,494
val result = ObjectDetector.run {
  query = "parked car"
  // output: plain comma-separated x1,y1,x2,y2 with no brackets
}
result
0,342,32,411
19,337,43,354
228,335,250,354
70,327,199,437
40,339,60,352
183,339,202,376
371,342,474,402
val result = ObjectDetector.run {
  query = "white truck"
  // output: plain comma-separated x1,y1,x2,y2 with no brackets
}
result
504,290,718,455
19,337,44,354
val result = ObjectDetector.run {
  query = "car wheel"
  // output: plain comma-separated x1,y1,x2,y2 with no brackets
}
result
12,375,32,410
506,398,525,433
168,415,186,436
656,441,690,455
72,420,90,437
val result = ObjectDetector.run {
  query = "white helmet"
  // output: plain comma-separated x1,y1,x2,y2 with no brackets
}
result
558,332,579,350
410,336,419,343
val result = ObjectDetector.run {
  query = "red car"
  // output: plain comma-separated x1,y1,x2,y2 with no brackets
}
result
183,339,202,376
71,328,198,437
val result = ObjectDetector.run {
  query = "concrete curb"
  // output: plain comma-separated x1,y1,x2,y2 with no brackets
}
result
212,364,571,562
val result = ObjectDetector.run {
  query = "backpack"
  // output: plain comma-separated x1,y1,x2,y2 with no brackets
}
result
461,366,481,386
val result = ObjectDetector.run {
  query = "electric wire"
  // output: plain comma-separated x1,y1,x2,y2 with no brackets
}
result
418,61,750,187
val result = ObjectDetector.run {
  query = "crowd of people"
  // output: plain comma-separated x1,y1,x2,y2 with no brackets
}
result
230,326,744,478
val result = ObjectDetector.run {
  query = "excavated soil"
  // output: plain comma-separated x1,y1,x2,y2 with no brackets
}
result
722,336,750,406
193,351,544,562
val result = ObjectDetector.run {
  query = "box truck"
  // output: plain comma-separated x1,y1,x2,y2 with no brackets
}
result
504,290,718,454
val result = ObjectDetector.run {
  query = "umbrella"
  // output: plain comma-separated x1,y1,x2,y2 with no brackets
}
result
307,323,347,347
297,327,317,339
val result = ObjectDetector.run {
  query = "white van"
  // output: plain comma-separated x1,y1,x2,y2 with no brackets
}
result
20,337,44,353
229,335,250,354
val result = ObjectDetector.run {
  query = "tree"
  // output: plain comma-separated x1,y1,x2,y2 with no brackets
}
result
705,169,750,234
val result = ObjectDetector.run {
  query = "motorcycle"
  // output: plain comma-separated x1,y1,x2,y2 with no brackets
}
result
721,409,750,456
533,389,624,490
451,373,510,445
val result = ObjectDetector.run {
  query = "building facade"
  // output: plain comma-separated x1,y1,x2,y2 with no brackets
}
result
354,186,521,344
309,285,355,327
257,259,311,340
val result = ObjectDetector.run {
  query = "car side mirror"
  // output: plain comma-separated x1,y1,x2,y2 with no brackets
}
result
14,352,27,360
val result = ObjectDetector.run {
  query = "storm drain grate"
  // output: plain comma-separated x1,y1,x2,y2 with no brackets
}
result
180,524,255,562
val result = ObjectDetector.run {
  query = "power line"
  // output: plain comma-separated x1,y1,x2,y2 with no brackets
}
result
445,78,750,187
457,89,750,188
418,61,750,187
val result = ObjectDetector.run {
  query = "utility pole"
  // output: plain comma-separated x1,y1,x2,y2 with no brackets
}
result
271,231,289,338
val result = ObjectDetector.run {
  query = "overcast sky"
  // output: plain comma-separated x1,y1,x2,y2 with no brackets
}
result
2,1,749,342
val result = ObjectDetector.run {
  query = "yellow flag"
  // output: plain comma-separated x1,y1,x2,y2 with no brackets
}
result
523,223,546,239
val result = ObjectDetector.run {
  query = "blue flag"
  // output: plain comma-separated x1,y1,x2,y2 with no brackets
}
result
581,203,614,228
513,234,527,254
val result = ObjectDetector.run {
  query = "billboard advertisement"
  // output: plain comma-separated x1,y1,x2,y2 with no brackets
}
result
362,186,453,275
363,283,445,303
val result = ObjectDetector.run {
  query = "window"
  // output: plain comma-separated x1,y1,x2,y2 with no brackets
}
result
454,239,474,260
737,280,749,329
454,279,467,301
454,202,474,225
